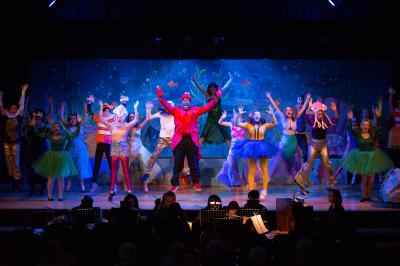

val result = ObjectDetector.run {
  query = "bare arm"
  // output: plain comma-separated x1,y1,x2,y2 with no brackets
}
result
98,100,112,130
124,101,140,130
59,102,69,128
389,87,395,115
221,72,233,91
266,92,284,118
78,103,88,125
191,76,208,98
296,93,311,117
15,84,28,117
218,110,232,127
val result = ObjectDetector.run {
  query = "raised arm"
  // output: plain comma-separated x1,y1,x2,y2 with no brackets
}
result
125,100,140,130
46,97,55,126
347,110,357,136
78,103,89,125
218,110,232,127
266,92,284,118
157,86,175,115
0,91,4,116
145,101,161,120
59,102,69,128
15,83,28,117
98,100,112,130
265,105,277,129
235,106,248,128
221,72,233,91
197,89,222,116
330,101,339,120
296,93,311,117
389,87,395,115
191,76,208,98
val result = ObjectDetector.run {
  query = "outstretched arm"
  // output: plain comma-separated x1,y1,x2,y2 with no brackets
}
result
265,105,278,128
389,87,395,115
13,84,28,117
266,92,284,118
235,106,248,128
296,93,311,117
157,86,175,114
221,72,233,91
191,76,208,98
98,100,112,130
218,110,232,127
197,89,222,116
145,101,161,120
125,100,140,130
47,97,54,126
79,103,88,125
59,102,69,128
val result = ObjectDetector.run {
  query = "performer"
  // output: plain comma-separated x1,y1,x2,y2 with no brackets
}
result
266,92,310,184
89,98,115,192
192,73,233,147
25,108,48,195
295,99,339,194
59,101,91,192
119,108,162,193
232,104,278,199
344,110,393,202
295,95,309,162
215,109,247,187
32,120,79,201
141,101,190,187
98,99,139,201
0,84,28,192
388,87,400,167
156,86,221,192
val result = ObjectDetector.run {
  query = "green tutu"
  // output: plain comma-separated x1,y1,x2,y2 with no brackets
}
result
33,150,78,178
343,148,393,176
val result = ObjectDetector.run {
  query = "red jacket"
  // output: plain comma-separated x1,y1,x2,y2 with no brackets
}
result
159,98,217,158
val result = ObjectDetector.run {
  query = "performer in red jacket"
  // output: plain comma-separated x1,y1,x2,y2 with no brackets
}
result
157,86,222,192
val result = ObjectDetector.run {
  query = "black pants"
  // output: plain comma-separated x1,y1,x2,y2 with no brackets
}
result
92,142,111,183
296,133,308,162
171,136,200,186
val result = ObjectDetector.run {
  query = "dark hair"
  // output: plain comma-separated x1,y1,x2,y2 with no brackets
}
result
206,82,219,95
248,190,260,200
122,193,139,209
161,191,176,208
328,189,343,205
207,194,222,209
227,200,240,210
126,112,135,123
249,117,266,125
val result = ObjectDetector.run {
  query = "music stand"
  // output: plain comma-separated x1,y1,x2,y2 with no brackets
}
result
70,207,102,227
200,208,230,225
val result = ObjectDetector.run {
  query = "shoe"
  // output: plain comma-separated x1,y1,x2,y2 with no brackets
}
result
90,183,98,193
48,195,53,201
12,180,20,193
260,190,267,200
141,173,150,182
193,183,202,192
360,198,368,202
171,185,179,193
108,191,115,202
299,187,310,195
144,183,149,193
367,197,374,202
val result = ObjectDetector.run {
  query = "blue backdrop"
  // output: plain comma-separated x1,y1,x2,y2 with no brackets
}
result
29,59,393,158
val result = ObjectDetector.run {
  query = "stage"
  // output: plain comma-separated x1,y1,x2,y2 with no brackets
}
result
0,184,398,212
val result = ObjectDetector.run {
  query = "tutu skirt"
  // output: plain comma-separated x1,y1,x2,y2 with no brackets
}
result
33,150,78,178
343,148,393,176
231,139,278,159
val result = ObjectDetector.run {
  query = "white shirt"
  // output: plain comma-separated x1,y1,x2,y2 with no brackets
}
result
151,112,175,138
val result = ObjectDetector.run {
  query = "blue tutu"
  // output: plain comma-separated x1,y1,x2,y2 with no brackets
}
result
231,139,278,159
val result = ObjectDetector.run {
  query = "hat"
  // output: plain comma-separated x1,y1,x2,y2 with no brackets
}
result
181,92,192,102
113,104,128,118
120,95,129,103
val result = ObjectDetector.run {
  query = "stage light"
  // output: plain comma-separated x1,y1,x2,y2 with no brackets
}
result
48,0,57,8
154,36,164,43
328,0,335,7
328,0,341,7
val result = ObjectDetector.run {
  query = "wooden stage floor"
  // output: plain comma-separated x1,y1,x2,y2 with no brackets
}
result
0,184,399,212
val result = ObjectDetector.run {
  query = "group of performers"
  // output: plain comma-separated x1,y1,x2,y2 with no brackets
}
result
0,78,398,202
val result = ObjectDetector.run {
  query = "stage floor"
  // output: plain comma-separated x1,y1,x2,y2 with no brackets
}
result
0,184,399,212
